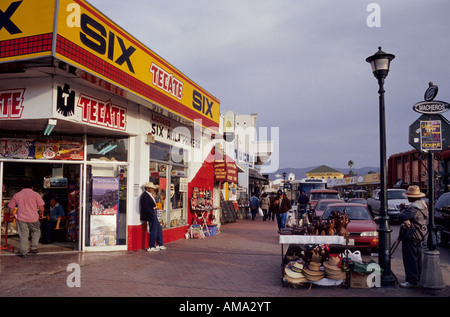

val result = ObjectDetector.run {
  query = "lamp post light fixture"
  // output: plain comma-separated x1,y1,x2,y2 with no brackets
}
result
366,47,396,287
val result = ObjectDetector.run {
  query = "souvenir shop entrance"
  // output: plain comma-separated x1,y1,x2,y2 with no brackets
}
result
1,161,81,253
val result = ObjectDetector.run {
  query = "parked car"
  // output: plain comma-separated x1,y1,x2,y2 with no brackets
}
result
367,188,408,222
435,192,450,248
312,199,342,220
308,189,340,213
348,198,367,207
321,203,379,252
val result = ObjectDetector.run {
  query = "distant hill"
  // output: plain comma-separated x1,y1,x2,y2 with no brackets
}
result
265,166,380,181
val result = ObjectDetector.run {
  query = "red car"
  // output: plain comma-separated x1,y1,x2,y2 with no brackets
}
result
348,198,367,205
313,199,343,220
308,189,340,212
320,203,379,252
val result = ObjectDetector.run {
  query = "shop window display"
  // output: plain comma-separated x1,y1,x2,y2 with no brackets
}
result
85,164,128,247
149,142,187,229
87,137,128,161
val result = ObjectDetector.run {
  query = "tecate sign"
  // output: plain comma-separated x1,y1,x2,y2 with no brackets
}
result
413,101,450,114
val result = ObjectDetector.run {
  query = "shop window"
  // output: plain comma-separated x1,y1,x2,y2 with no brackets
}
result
149,143,188,229
87,137,128,162
85,164,127,247
150,142,185,164
169,165,186,227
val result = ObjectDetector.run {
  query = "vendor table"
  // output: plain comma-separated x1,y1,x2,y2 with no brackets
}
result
279,235,348,287
279,235,346,262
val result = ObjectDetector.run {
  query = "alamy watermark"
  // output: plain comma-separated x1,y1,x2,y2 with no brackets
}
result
66,263,81,288
366,262,382,287
367,3,381,28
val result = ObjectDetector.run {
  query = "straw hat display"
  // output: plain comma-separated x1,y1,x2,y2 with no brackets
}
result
302,262,325,281
323,256,346,280
284,262,307,285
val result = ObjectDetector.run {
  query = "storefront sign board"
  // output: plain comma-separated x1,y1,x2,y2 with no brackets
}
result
52,79,143,134
0,138,84,160
149,111,201,150
0,0,220,131
0,78,53,119
0,0,55,61
55,0,220,131
214,158,238,183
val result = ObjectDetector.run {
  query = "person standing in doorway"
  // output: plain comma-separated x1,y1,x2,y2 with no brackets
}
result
140,182,166,252
40,197,65,244
8,181,45,257
272,189,291,230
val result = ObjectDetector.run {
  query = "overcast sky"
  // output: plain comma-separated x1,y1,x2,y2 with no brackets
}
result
89,0,450,172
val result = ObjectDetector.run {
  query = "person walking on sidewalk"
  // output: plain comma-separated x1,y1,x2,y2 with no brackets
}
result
140,182,166,252
398,185,428,288
249,192,259,221
268,192,276,221
297,190,309,217
260,192,270,221
8,181,45,257
272,189,291,230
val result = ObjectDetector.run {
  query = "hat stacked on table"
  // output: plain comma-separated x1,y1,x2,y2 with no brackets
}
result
284,262,307,285
323,255,346,280
302,261,325,282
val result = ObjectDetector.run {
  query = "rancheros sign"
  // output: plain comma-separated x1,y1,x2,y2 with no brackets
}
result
409,83,450,153
412,101,450,115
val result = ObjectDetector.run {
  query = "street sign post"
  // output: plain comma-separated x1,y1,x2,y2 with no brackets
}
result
409,82,446,293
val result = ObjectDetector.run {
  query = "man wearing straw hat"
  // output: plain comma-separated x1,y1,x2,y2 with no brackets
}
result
140,182,166,252
398,185,428,288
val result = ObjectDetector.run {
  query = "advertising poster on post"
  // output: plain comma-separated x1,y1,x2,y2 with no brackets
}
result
420,120,442,151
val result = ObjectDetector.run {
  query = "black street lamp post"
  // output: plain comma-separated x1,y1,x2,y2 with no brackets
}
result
366,47,396,287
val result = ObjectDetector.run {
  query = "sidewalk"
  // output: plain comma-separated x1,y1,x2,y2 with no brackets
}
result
1,218,449,298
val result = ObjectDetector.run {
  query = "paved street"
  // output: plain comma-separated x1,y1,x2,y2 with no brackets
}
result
1,218,449,302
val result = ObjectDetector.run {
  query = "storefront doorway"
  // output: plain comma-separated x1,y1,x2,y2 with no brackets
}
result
1,161,81,253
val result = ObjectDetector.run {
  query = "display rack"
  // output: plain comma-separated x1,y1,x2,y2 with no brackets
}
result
1,212,14,251
279,235,346,264
279,234,349,287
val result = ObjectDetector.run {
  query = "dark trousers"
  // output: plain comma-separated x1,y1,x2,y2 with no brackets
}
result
268,209,275,221
299,204,307,216
262,209,268,221
251,208,257,220
40,220,56,243
149,214,163,247
401,239,423,284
